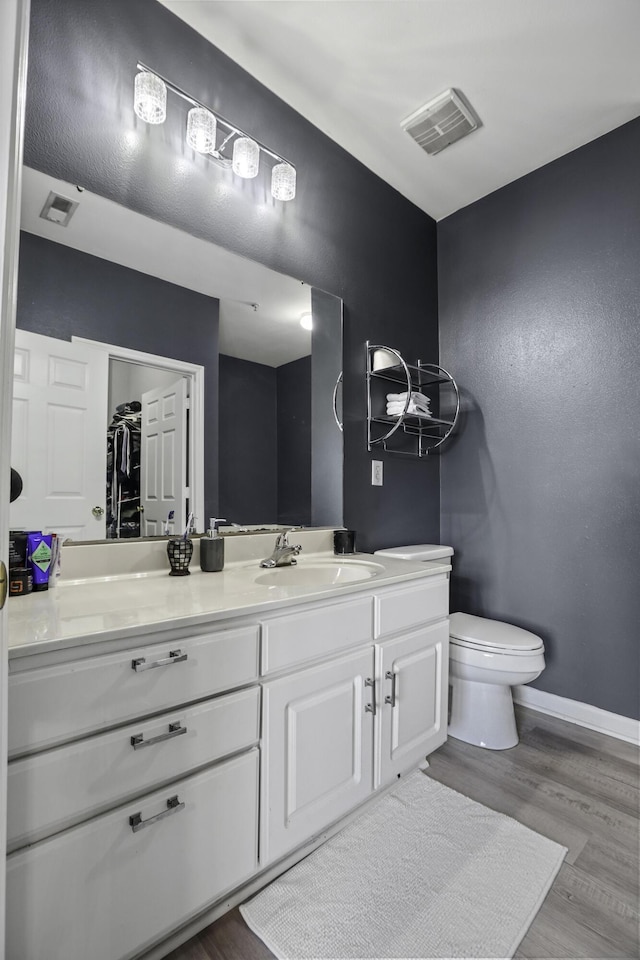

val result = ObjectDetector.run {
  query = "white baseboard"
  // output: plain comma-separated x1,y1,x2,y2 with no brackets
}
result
513,685,640,745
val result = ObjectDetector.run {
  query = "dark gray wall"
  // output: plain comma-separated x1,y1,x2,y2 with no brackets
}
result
438,118,640,720
311,288,343,527
24,0,440,553
277,356,312,526
218,354,277,525
16,231,220,519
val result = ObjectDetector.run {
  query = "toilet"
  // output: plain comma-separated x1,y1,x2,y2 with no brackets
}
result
374,544,545,750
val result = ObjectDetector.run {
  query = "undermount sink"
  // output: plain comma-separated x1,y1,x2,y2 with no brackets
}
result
254,558,385,587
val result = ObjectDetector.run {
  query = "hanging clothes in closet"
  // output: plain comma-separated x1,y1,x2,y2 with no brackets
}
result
106,401,142,537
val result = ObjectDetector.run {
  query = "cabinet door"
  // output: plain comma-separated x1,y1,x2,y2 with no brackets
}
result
376,621,448,788
262,647,374,865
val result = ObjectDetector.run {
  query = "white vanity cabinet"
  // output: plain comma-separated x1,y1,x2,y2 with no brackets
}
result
6,564,450,960
6,621,262,960
260,576,449,866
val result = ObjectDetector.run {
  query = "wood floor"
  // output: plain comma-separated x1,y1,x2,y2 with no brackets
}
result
163,706,640,960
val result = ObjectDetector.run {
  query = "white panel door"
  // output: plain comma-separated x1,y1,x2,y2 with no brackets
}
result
376,621,449,788
2,2,30,951
141,377,187,536
10,330,108,541
261,647,375,865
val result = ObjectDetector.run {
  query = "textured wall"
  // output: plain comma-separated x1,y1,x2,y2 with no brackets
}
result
24,0,440,553
218,354,277,525
439,119,640,719
16,231,220,520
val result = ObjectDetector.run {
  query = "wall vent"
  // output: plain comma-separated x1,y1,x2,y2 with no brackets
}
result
401,88,481,156
39,191,79,227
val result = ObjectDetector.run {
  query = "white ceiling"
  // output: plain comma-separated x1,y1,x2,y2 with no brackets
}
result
21,168,311,367
161,0,640,220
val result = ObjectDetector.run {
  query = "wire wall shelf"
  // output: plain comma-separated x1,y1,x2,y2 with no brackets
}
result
366,342,460,457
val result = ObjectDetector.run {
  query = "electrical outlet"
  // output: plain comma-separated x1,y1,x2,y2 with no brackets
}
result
371,460,383,486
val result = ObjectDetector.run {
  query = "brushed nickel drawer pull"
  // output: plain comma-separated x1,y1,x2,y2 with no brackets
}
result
384,670,397,707
131,649,187,672
364,676,376,715
131,721,187,750
129,795,185,833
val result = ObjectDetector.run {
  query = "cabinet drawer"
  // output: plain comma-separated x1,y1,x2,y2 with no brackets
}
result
7,685,260,851
261,595,373,674
8,624,259,756
6,750,259,960
374,576,449,638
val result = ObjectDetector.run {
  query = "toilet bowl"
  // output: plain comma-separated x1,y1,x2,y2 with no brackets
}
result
374,544,545,750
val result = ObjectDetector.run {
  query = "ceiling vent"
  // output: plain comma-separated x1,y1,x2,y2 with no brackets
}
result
39,191,79,227
401,88,481,156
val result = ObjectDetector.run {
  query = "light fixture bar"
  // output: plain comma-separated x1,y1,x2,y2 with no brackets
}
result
136,61,293,168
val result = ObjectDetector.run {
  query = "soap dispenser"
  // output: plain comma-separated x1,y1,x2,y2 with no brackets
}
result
200,518,226,572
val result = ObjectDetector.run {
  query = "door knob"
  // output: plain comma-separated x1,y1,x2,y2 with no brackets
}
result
0,561,7,610
92,505,105,518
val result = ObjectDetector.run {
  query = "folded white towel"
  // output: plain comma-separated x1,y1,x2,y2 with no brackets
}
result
387,391,432,407
387,401,432,418
387,408,433,420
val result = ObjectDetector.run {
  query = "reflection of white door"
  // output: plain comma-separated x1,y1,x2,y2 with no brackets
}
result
11,330,108,540
140,378,188,536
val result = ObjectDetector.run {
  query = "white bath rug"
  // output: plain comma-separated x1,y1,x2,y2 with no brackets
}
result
240,770,566,959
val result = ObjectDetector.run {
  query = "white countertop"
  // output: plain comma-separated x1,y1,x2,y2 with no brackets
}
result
8,549,450,659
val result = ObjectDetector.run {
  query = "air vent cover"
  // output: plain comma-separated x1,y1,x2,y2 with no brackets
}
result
401,88,481,156
39,191,79,227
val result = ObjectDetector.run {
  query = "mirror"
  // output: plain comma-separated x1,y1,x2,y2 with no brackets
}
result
11,166,343,541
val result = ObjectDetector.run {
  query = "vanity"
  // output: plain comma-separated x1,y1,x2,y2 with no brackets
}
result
5,530,450,960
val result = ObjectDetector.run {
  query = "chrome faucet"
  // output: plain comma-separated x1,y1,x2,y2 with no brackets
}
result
259,529,302,568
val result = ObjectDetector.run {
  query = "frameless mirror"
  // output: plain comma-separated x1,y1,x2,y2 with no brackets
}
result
11,166,343,542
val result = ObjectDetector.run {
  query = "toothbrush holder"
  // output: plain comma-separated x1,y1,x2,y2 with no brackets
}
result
167,537,193,576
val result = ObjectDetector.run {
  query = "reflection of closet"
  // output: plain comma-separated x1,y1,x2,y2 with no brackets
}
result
106,402,141,538
366,342,459,457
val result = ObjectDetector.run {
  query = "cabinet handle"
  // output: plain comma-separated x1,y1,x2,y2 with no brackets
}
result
131,649,187,672
384,670,397,707
364,677,376,715
129,795,185,833
130,721,187,750
332,371,343,432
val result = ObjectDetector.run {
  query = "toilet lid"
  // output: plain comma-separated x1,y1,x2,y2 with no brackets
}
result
449,612,544,653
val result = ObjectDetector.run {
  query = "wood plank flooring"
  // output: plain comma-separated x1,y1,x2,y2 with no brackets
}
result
163,706,639,960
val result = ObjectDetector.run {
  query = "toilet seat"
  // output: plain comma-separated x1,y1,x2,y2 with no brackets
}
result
449,612,544,655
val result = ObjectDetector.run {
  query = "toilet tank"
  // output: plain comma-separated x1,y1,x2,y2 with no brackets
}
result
374,544,454,562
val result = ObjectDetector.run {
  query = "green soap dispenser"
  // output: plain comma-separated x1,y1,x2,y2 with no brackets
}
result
200,518,226,572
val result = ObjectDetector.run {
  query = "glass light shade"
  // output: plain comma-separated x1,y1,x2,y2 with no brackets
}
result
300,312,313,331
271,162,296,201
134,72,167,124
186,107,217,154
232,137,260,178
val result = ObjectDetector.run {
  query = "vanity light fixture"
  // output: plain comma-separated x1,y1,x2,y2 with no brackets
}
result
133,64,297,201
134,71,167,124
232,137,260,178
186,107,217,154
